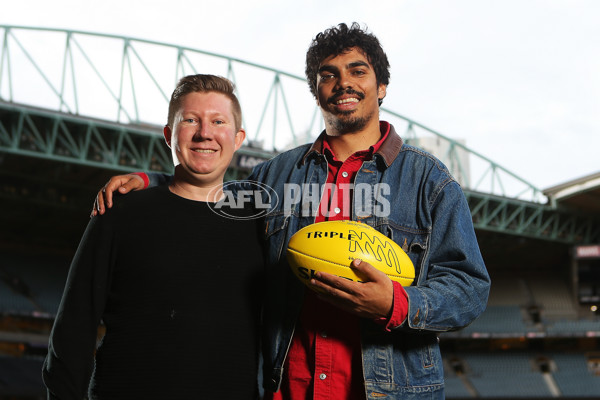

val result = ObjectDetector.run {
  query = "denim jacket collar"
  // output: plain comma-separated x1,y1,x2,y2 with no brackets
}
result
300,121,404,168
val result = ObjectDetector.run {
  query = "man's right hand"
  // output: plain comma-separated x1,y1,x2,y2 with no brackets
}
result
91,174,145,217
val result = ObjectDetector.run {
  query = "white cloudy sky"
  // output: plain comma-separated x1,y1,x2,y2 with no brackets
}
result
3,0,599,190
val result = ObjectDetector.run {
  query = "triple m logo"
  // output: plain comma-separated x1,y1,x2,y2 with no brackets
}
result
304,229,403,276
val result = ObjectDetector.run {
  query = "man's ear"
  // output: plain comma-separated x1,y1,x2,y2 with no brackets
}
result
163,125,172,148
378,84,387,102
234,128,246,151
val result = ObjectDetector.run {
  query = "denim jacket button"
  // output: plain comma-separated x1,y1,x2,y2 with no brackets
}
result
319,373,327,380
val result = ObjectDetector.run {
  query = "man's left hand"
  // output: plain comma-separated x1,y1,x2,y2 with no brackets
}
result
310,259,394,319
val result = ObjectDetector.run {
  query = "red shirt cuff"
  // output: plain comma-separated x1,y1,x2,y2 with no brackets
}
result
130,172,149,189
375,281,409,331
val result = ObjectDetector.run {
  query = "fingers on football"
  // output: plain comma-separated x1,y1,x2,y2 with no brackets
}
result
351,259,387,282
311,271,357,297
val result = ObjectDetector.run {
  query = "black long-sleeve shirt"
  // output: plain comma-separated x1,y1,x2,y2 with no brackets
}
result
43,185,264,399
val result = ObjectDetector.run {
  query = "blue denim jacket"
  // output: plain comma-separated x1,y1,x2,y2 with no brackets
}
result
246,123,490,399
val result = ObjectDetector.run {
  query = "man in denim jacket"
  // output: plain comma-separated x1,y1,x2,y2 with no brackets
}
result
95,22,490,400
250,23,489,400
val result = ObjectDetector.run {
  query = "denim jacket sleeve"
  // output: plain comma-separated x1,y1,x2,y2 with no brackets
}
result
146,172,172,188
403,178,490,332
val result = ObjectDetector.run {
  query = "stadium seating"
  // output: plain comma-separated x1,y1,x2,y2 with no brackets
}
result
441,270,600,398
462,352,552,397
551,353,600,396
2,242,600,398
444,351,600,398
443,274,600,339
0,253,65,316
0,279,38,315
0,355,45,397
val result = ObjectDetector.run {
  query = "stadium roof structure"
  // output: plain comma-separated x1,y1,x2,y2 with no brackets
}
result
543,171,600,217
0,25,599,250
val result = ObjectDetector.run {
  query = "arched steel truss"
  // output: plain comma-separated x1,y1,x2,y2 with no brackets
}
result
1,25,598,243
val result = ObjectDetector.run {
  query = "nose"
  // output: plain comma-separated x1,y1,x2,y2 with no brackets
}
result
335,71,353,91
194,122,213,141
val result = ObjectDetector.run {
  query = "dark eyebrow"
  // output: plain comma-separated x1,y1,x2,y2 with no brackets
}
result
318,60,371,73
348,61,370,69
318,65,338,74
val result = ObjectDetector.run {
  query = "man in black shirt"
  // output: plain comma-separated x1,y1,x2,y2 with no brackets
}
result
43,75,264,399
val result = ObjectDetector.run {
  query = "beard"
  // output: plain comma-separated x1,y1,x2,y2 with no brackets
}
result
325,109,374,135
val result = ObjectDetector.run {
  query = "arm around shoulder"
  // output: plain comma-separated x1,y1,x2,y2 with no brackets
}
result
93,172,173,215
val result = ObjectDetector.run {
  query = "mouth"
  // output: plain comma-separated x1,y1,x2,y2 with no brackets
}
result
192,148,217,154
328,89,365,110
335,97,360,105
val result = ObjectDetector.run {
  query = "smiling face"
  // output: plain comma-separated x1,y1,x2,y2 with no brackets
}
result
164,91,245,189
316,47,387,136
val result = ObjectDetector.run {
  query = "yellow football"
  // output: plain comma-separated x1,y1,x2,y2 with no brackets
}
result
286,220,415,288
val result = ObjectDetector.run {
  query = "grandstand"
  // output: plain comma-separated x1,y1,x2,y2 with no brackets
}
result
1,26,599,399
440,176,600,399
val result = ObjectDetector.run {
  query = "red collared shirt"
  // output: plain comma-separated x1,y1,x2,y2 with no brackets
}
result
267,122,409,400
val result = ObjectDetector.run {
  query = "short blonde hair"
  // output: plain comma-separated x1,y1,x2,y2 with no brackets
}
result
167,74,242,130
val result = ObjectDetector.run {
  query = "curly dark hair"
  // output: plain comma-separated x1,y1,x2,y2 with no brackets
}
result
305,22,390,106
